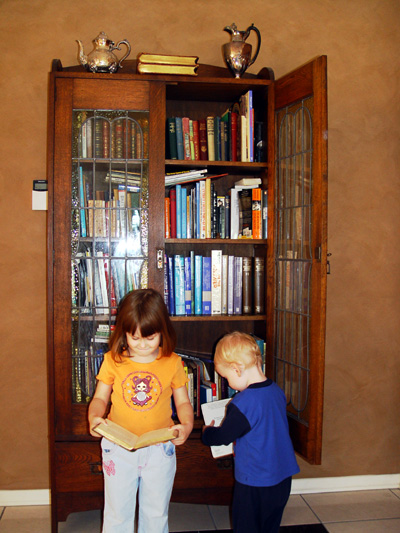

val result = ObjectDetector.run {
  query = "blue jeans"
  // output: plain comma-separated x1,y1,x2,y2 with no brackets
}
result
101,437,177,533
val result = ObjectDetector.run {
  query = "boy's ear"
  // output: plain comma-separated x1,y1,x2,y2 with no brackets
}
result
231,363,243,376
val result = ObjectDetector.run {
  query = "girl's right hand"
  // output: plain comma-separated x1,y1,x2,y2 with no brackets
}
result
89,416,107,437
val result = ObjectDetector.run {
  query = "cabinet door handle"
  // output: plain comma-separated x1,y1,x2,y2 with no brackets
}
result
156,249,164,270
89,461,103,475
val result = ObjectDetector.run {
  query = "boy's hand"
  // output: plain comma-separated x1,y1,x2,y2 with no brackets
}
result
202,419,215,433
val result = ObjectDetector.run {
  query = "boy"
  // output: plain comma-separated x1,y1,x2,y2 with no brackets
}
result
202,331,299,533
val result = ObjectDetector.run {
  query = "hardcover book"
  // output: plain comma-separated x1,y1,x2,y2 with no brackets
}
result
194,255,203,315
137,52,199,66
211,250,222,315
94,420,177,451
242,256,253,314
252,187,262,239
202,256,212,315
254,256,265,314
174,255,185,315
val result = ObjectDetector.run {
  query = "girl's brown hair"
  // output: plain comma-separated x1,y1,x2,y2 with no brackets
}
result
108,289,176,361
214,331,262,369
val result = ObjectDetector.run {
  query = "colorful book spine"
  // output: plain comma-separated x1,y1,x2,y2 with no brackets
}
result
193,119,200,160
194,255,203,315
181,187,187,239
206,116,215,161
174,255,185,315
190,250,195,314
164,196,170,239
202,256,212,315
211,250,222,315
242,256,252,314
175,184,182,239
199,118,208,160
205,178,211,239
262,189,268,238
233,256,243,315
184,256,192,315
167,254,175,315
182,117,191,160
79,168,87,238
170,189,176,238
167,117,178,159
252,187,262,239
227,255,234,315
175,117,184,160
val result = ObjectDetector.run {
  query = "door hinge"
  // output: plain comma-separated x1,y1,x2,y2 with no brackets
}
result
315,246,322,261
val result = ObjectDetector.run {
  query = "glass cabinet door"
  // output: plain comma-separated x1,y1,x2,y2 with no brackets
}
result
70,110,149,404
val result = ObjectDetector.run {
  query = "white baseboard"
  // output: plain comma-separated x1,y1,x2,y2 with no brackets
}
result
0,474,399,506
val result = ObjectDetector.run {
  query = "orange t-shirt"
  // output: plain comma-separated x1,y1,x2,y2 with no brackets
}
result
97,348,187,435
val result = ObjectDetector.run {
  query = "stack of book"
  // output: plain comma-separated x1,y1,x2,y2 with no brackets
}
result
137,52,199,76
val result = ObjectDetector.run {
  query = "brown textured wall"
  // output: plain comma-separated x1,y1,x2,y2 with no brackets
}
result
0,0,399,490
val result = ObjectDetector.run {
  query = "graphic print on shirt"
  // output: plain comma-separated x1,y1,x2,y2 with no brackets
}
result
122,371,162,411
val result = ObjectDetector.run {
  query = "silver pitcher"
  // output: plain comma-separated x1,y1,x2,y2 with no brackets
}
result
222,23,261,78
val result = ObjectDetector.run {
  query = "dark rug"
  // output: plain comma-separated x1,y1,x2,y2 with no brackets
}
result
172,525,328,532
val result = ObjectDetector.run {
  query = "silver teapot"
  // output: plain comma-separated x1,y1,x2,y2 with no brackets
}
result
77,32,131,73
222,23,261,78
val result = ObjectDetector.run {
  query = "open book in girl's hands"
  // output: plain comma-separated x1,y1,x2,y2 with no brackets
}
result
94,420,178,451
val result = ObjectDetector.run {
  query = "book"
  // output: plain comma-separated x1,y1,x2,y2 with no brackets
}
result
254,256,265,314
233,256,243,315
94,419,178,451
175,184,182,238
137,63,198,76
167,117,178,159
192,119,200,160
164,196,170,238
234,177,262,187
221,254,228,314
201,398,233,458
252,188,262,239
206,116,215,161
238,188,253,238
227,255,235,315
211,250,222,315
202,256,212,315
194,255,203,315
137,52,199,66
182,117,191,160
174,255,185,315
242,256,253,314
198,119,208,160
169,188,177,238
175,117,184,160
262,189,268,238
184,256,192,315
167,254,175,315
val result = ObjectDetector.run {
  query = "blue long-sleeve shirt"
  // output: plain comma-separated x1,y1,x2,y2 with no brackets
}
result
202,379,300,487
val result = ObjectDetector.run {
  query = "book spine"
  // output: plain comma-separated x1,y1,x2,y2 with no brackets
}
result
182,117,191,160
221,254,228,315
238,188,252,238
184,256,192,315
214,116,221,161
211,250,222,315
262,189,268,238
190,250,195,314
167,117,178,159
254,256,265,314
205,178,211,239
199,118,208,161
103,119,110,158
227,255,234,315
79,168,87,238
242,256,253,314
175,184,182,239
194,255,203,315
202,256,212,315
174,255,185,315
164,196,170,239
175,117,184,160
211,183,217,239
181,187,187,239
230,188,239,239
168,255,175,315
225,194,230,238
231,111,238,162
200,180,206,239
164,254,169,310
252,187,262,239
189,119,195,160
195,182,200,239
169,189,176,238
206,116,215,161
192,119,200,160
233,256,243,315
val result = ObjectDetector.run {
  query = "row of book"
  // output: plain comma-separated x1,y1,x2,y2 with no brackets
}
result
79,170,141,239
164,252,265,317
79,116,149,160
74,251,140,314
165,176,267,240
166,90,264,163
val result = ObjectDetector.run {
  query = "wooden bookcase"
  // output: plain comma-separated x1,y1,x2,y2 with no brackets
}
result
47,57,327,532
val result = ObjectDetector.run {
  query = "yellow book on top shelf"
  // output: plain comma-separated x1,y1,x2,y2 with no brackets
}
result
94,420,178,451
137,52,199,66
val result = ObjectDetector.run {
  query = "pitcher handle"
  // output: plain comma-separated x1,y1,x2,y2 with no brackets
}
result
247,24,261,67
115,40,131,68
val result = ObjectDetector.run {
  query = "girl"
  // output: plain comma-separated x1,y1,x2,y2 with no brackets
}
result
89,288,194,533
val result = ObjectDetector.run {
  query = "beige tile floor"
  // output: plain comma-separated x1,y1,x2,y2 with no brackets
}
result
0,489,399,532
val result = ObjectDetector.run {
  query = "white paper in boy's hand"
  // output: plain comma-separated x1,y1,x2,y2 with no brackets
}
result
201,398,233,458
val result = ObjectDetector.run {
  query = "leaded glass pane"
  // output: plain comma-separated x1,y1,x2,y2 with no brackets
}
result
70,109,149,404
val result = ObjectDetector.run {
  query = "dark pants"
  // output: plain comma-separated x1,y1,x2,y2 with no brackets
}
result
232,476,292,533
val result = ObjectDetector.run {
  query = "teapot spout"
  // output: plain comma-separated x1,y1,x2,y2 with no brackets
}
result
76,40,87,67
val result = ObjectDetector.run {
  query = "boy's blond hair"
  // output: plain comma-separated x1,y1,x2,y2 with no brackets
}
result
214,331,262,369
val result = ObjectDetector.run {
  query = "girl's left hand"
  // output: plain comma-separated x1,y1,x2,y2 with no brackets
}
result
169,422,192,445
